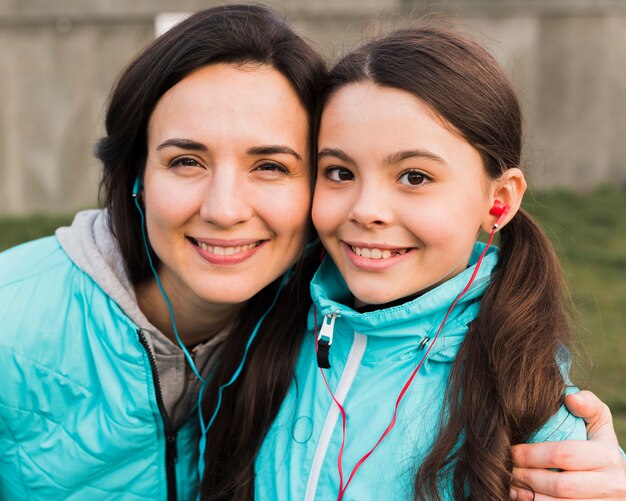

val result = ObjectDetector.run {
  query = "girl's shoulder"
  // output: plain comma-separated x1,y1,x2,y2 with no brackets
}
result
528,389,587,444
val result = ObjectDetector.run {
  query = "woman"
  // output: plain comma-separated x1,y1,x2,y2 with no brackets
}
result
0,5,325,500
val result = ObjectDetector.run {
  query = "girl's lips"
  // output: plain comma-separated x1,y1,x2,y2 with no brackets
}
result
342,241,416,271
188,237,267,265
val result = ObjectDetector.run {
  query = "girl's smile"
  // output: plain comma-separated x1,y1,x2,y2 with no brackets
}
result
342,241,416,271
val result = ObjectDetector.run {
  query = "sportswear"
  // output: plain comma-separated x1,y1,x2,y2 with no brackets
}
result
0,210,223,501
255,244,586,500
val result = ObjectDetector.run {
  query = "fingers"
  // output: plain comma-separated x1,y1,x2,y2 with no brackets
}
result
511,440,621,470
563,392,618,443
511,468,617,499
510,486,557,501
510,485,582,501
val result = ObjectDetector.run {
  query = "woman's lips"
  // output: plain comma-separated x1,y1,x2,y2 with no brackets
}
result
188,237,267,265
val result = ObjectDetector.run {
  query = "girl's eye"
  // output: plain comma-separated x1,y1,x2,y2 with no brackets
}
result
255,162,289,174
170,157,201,168
398,170,429,186
325,167,354,182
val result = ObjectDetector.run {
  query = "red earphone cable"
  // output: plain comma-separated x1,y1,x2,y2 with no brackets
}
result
315,225,498,501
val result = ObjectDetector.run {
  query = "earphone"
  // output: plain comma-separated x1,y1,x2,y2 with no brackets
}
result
131,175,289,498
489,200,511,229
132,177,142,197
315,200,512,500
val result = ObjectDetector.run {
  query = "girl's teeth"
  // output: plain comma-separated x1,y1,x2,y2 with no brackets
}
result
352,246,407,259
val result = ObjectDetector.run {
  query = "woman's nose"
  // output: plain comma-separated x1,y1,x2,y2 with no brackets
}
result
199,167,254,227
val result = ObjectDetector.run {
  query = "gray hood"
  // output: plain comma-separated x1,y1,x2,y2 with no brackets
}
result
56,209,227,429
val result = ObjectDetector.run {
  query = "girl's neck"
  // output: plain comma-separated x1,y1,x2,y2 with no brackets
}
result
135,278,243,348
352,294,417,313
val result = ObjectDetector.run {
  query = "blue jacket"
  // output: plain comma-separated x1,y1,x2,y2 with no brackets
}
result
0,236,197,500
255,244,586,500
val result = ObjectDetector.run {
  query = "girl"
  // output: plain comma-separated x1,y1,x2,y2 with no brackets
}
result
254,26,588,500
0,5,325,500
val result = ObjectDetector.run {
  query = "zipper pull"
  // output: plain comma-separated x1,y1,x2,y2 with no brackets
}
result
317,313,337,369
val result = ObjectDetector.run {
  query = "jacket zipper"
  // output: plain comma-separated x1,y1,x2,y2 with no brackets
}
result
304,319,367,501
138,330,178,501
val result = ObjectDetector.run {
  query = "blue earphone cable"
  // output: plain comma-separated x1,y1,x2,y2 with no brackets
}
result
134,194,205,382
133,187,290,498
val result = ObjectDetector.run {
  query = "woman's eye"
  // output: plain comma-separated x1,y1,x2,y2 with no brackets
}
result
398,170,428,186
326,167,354,182
170,157,201,168
255,162,288,174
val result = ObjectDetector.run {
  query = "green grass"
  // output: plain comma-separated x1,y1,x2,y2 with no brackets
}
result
1,188,625,444
0,214,74,250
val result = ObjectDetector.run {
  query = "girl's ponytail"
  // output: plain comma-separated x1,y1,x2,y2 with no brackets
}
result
415,209,573,500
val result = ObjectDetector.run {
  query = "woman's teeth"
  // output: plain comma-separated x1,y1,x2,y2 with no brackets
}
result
196,241,260,255
351,246,408,259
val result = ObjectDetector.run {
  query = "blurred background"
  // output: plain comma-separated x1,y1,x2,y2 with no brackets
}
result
0,0,624,443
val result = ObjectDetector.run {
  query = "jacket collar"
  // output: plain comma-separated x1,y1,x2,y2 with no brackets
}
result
308,243,499,363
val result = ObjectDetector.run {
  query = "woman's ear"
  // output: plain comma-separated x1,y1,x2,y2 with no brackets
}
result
481,168,527,233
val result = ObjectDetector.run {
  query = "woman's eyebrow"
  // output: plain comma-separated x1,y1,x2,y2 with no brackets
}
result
317,148,355,164
156,138,207,151
155,140,303,162
247,145,303,161
384,149,446,165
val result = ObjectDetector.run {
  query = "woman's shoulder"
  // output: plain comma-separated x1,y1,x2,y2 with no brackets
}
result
0,236,69,288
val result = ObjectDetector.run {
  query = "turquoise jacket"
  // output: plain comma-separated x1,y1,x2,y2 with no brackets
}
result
0,236,197,500
255,244,586,500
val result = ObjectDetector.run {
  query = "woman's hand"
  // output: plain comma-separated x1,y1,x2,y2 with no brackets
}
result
510,390,626,500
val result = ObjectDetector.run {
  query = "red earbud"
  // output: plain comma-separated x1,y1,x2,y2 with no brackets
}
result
489,200,510,228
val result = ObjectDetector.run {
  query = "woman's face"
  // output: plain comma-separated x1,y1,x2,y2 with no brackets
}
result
313,82,499,306
142,63,311,308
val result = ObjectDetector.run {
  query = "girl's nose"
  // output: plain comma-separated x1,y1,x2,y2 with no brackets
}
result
348,180,393,228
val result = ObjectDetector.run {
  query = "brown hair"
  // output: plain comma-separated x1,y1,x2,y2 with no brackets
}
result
321,27,573,500
95,4,326,499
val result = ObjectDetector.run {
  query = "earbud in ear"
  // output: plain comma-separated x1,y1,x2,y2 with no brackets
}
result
489,200,510,228
132,177,143,198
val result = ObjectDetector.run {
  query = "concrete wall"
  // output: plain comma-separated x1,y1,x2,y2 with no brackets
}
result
1,0,625,214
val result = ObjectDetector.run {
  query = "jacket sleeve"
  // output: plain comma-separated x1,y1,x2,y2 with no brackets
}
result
527,387,587,444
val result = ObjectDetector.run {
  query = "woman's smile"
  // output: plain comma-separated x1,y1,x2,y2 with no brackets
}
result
188,236,267,265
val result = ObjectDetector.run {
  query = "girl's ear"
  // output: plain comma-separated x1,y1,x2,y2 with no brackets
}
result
481,167,527,233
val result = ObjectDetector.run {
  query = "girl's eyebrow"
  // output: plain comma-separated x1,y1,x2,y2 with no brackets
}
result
317,148,355,164
318,147,447,167
384,149,446,165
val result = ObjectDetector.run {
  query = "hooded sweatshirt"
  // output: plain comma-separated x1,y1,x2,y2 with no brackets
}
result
0,209,225,501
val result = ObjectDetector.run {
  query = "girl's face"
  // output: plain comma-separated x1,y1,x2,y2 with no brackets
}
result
142,63,311,309
313,82,501,305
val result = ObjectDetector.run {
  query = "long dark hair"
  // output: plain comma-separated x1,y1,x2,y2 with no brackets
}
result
94,5,326,499
96,3,325,284
321,27,573,500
